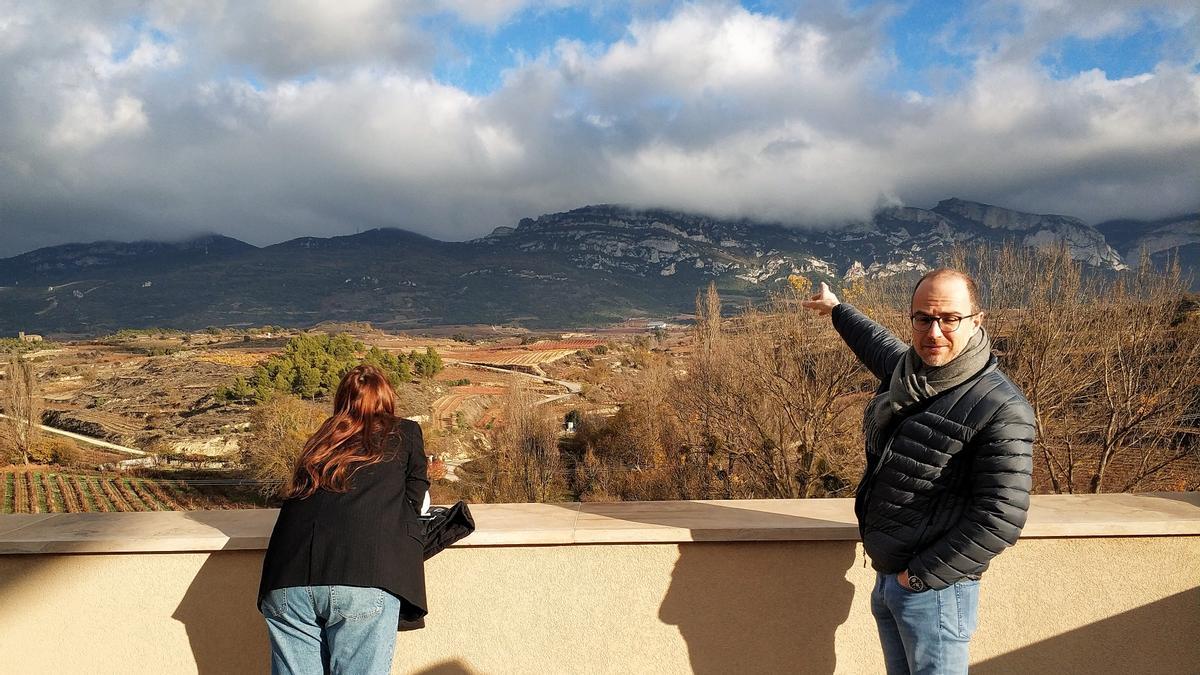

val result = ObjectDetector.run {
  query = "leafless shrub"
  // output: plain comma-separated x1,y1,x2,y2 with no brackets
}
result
572,356,701,502
241,395,328,496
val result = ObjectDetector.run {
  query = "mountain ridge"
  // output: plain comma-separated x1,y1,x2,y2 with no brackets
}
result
1,199,1195,335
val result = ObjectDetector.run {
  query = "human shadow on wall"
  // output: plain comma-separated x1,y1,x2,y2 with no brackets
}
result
170,503,857,675
171,512,481,675
171,510,275,675
574,500,858,675
411,658,476,674
974,587,1200,675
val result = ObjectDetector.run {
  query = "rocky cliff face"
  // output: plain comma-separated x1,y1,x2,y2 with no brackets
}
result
933,199,1126,269
473,199,1132,288
1097,214,1200,264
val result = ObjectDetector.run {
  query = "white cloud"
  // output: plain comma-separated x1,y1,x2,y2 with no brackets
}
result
955,0,1199,66
50,92,148,149
0,1,1197,257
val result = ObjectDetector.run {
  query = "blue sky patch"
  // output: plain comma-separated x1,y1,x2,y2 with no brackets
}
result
427,5,635,94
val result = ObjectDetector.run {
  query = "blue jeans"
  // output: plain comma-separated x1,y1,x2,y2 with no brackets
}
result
261,585,401,675
870,572,980,675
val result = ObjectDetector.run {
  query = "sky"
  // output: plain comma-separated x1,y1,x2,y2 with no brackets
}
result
0,0,1197,257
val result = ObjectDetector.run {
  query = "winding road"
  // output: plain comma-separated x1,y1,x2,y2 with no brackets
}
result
450,360,583,405
0,413,146,456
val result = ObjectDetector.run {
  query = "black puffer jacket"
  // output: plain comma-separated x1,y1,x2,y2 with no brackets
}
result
833,304,1035,590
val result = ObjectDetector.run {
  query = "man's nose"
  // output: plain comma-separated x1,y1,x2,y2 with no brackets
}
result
927,320,945,338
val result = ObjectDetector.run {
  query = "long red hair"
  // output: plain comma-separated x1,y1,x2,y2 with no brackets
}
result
287,364,399,499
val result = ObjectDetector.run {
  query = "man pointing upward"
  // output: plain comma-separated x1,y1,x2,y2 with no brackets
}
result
804,269,1034,675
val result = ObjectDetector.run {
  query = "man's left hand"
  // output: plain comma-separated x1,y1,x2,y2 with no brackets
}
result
897,569,914,590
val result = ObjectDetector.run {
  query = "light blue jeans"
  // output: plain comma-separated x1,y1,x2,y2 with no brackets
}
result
870,572,980,675
261,585,401,675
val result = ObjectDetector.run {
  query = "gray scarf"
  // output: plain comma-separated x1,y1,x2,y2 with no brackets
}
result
864,327,993,450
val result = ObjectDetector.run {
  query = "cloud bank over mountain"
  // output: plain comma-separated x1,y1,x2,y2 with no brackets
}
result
0,0,1197,256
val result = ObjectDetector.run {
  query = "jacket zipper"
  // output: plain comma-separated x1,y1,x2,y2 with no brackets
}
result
859,357,1001,572
856,395,939,562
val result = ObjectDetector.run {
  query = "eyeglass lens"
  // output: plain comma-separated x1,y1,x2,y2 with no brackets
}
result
913,315,962,332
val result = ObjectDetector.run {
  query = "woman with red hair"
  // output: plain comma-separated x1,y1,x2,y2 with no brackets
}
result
257,364,429,674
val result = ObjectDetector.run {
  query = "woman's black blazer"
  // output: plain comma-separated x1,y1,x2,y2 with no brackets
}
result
258,417,431,623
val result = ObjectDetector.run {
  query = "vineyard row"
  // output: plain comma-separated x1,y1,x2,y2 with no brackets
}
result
0,470,255,514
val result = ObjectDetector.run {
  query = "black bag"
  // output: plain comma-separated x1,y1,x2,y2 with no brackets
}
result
399,501,475,632
419,500,476,561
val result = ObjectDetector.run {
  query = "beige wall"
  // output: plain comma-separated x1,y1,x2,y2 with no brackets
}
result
1,536,1197,674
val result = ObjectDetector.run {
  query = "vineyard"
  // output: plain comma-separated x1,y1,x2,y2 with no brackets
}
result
191,351,269,368
430,385,508,431
0,468,269,513
452,348,579,366
527,339,606,351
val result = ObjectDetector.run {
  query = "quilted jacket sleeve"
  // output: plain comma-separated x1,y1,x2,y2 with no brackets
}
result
830,303,909,383
907,394,1035,589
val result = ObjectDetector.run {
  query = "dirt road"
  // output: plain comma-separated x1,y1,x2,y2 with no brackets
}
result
0,413,146,456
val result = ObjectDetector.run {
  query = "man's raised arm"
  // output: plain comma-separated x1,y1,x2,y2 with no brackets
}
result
802,281,907,383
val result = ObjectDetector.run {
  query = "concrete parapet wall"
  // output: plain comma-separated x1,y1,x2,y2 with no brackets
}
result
0,494,1197,674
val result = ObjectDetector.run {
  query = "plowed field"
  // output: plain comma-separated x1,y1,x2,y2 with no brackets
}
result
0,468,265,512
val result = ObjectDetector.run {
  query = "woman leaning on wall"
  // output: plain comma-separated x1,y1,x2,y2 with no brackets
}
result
257,364,430,674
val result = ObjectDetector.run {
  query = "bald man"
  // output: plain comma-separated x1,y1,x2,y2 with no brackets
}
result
804,269,1034,675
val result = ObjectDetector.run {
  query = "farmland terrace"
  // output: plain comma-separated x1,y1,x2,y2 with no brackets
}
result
0,493,1196,674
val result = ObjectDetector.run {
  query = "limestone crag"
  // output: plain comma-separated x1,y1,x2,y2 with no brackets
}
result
477,199,1133,288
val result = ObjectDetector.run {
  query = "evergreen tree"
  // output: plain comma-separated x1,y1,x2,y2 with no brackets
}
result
217,333,442,402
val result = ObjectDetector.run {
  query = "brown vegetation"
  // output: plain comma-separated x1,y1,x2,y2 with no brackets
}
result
563,283,872,502
947,245,1200,493
551,245,1198,502
240,395,328,497
1,351,42,464
464,385,564,503
0,467,273,513
56,473,84,513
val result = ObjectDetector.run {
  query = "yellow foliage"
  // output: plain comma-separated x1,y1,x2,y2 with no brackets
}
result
193,352,267,368
786,274,812,297
841,278,867,305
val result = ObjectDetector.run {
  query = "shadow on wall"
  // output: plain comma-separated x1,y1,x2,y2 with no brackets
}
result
974,587,1200,675
571,501,858,675
169,503,858,674
170,512,483,675
412,659,475,674
171,542,270,674
660,538,857,674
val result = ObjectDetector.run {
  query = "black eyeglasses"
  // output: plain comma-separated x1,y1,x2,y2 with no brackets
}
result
910,312,980,333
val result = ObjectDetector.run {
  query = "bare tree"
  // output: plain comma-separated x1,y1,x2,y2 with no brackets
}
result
2,351,42,465
472,244,1198,503
572,354,701,502
678,286,870,498
951,243,1200,493
475,385,563,503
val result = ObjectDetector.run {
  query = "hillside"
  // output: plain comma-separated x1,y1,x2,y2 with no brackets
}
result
0,199,1194,334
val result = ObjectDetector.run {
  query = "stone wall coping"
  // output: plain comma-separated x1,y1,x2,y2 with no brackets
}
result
0,492,1197,555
